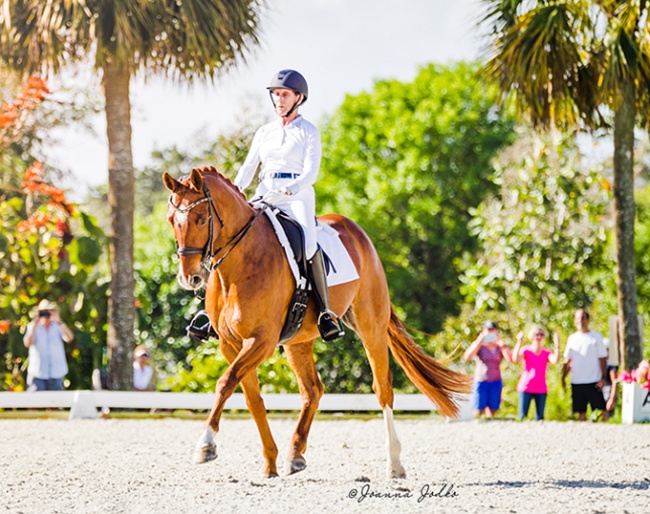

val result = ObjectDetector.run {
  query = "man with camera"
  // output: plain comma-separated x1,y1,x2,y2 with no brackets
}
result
23,299,74,391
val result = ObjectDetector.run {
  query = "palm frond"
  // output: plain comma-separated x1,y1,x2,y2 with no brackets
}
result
0,0,264,80
482,0,594,129
0,0,93,74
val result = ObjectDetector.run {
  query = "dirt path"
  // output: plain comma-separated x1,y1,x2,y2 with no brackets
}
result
1,416,648,513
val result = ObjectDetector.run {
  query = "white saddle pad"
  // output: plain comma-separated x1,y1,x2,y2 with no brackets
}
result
262,209,360,287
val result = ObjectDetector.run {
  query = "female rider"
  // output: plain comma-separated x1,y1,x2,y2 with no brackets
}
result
233,69,344,341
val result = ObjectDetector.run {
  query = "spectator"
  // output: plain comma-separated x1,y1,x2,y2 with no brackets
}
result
602,338,619,417
23,299,73,391
133,345,155,391
561,309,609,421
463,320,513,418
512,326,560,420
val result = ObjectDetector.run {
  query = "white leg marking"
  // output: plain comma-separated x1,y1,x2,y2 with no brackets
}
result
193,426,218,464
383,407,406,478
195,426,216,450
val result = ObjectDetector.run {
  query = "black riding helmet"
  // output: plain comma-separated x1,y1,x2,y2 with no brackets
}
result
267,69,308,116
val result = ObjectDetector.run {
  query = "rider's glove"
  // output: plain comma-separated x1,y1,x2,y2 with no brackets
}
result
261,189,284,205
278,185,295,196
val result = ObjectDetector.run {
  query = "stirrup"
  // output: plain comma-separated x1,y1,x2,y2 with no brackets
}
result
317,311,345,341
187,310,218,342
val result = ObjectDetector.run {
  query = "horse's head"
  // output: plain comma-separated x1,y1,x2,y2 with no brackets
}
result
163,167,221,290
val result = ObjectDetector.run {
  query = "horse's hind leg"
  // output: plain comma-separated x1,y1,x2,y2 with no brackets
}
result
346,305,406,479
282,340,323,475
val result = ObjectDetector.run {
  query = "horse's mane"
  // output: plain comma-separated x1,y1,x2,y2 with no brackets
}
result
195,165,251,206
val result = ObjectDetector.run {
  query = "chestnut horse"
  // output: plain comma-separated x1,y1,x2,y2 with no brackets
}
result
163,166,470,478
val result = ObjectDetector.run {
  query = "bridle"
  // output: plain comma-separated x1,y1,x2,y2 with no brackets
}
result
168,182,267,273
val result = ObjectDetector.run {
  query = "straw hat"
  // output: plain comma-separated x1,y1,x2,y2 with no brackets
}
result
134,345,151,358
37,299,58,311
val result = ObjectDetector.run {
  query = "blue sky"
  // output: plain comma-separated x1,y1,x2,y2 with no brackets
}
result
49,0,484,193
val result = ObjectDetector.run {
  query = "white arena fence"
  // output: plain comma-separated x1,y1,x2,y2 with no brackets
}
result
0,391,474,421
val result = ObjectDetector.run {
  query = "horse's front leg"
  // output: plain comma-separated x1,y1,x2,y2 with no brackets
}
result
282,340,323,475
219,341,279,477
193,336,275,467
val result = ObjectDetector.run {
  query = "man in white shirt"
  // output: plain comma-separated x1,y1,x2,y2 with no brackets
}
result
562,309,609,421
23,299,74,391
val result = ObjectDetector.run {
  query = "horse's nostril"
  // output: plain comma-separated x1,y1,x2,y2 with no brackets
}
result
190,275,202,287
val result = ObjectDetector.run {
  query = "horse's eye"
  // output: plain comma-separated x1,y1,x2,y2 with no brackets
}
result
197,217,207,227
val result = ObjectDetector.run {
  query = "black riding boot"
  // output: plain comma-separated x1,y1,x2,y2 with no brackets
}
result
308,248,345,341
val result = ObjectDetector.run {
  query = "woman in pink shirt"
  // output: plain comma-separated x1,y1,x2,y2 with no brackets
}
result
512,326,561,420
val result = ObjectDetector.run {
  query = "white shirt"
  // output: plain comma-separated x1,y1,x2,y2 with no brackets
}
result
233,115,322,195
564,330,608,384
133,362,154,391
24,321,69,380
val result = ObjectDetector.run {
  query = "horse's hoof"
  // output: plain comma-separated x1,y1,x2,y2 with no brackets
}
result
193,444,217,464
262,472,279,479
284,458,307,475
390,466,406,479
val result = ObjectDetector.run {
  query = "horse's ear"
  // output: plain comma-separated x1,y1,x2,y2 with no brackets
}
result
189,168,203,192
162,172,180,192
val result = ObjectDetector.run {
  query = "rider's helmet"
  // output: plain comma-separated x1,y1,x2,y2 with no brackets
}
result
267,69,308,106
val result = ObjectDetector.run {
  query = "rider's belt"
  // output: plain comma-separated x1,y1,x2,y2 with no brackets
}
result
267,172,299,179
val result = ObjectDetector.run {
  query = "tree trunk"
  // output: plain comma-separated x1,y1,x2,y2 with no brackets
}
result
103,59,135,390
613,80,642,371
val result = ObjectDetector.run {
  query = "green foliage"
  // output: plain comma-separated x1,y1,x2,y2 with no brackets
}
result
0,170,109,390
0,76,108,390
460,129,612,326
163,343,299,394
635,186,650,320
134,202,204,377
319,62,516,334
481,0,650,369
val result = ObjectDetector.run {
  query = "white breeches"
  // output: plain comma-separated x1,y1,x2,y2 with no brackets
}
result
256,179,317,258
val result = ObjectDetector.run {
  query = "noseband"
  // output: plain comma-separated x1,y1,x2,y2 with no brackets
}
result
168,182,267,273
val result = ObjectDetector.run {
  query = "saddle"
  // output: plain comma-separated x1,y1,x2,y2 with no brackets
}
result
186,206,327,345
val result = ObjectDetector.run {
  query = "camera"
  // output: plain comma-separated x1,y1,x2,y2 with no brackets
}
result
483,332,496,343
38,311,51,319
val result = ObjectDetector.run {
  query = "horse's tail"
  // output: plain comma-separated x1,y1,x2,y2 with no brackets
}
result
387,305,472,418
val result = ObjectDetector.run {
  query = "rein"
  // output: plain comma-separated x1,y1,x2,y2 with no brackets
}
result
169,183,267,272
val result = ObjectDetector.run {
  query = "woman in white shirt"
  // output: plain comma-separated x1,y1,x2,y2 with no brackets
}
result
233,69,343,341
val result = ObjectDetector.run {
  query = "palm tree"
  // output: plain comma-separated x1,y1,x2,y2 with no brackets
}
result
0,0,263,388
480,0,650,370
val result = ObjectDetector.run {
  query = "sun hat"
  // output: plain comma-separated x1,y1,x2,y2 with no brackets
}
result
37,299,57,311
134,345,151,358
